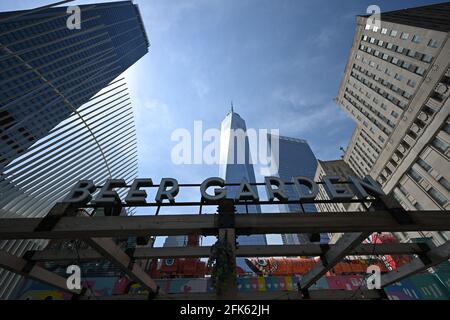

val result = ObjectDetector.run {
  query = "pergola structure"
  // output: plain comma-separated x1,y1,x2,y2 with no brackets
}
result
1,183,450,300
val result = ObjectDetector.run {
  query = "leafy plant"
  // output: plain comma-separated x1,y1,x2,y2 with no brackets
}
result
207,233,236,296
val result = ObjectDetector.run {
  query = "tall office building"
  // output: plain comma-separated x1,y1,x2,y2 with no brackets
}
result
336,2,450,246
0,1,149,299
0,1,149,170
314,159,360,243
267,134,328,244
219,106,267,272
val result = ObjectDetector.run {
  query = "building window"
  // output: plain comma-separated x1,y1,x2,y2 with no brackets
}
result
415,67,426,76
407,79,416,88
399,185,409,197
422,54,433,63
365,24,372,30
381,28,388,34
439,177,450,193
390,30,398,37
414,202,424,210
394,73,403,81
391,110,399,118
409,168,422,183
373,25,379,32
407,49,416,58
442,123,450,134
402,61,411,69
432,137,449,154
428,187,448,206
417,158,432,172
400,32,409,40
428,39,439,48
411,35,421,43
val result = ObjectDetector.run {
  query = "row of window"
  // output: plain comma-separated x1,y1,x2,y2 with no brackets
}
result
361,35,434,64
377,110,441,186
353,141,375,168
347,74,402,130
364,24,440,48
359,43,427,76
344,88,392,138
347,154,368,178
352,61,412,107
359,127,383,155
408,167,448,207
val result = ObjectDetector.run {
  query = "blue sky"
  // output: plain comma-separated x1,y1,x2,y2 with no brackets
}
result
1,0,443,245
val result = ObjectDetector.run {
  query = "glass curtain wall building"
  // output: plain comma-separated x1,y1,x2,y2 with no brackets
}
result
219,107,267,272
268,134,329,244
0,1,149,299
0,1,149,169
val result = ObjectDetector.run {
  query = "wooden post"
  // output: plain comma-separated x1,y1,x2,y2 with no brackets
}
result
216,199,237,299
217,228,237,299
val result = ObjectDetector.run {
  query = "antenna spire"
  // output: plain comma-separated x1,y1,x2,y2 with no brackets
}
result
230,101,234,113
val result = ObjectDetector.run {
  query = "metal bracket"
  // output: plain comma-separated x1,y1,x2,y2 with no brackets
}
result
319,244,330,267
103,199,123,216
21,251,36,274
147,285,160,300
125,248,136,270
297,282,310,299
217,199,236,229
71,287,88,300
34,202,77,232
416,242,432,265
373,195,414,225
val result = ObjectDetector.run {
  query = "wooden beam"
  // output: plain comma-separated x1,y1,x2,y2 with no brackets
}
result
299,232,371,290
28,243,427,262
381,241,450,287
85,237,160,294
0,250,81,295
1,210,449,239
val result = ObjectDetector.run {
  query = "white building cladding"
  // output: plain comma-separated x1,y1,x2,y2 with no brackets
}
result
219,107,267,272
0,78,139,299
336,3,450,246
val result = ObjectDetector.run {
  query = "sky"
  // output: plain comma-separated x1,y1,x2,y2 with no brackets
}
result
0,0,444,245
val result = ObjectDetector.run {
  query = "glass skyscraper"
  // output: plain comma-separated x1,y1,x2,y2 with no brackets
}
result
219,107,267,272
0,1,149,299
267,134,329,245
0,1,149,169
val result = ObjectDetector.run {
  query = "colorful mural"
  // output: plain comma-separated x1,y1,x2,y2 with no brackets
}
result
11,272,450,300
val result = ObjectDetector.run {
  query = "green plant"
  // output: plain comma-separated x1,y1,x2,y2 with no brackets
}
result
207,234,236,295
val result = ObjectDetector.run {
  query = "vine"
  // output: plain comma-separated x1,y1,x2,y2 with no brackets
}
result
207,233,236,296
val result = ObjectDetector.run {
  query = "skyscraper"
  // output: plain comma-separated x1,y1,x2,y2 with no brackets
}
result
219,106,267,272
0,1,149,170
336,2,450,246
314,159,360,243
267,134,328,244
0,1,149,299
